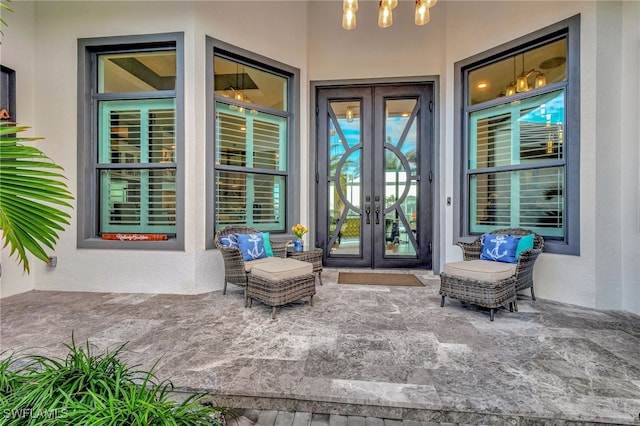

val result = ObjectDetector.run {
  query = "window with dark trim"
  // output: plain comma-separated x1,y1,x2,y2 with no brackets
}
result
206,38,300,245
78,33,184,249
454,15,580,255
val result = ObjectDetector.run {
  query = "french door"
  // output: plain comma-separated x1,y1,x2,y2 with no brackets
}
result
316,83,433,269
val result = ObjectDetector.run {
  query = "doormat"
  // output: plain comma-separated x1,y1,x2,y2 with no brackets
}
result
337,272,424,286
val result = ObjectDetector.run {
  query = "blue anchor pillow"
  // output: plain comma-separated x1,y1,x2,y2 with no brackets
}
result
236,233,268,261
480,233,521,264
219,233,240,248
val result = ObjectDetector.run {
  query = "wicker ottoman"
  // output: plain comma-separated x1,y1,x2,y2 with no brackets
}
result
247,258,316,319
439,259,517,321
286,247,323,285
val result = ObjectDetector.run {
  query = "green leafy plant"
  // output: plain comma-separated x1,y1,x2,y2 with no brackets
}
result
0,123,74,273
0,0,11,38
0,335,227,425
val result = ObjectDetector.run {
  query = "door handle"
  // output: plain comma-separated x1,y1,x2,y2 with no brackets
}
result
365,205,371,224
375,205,380,224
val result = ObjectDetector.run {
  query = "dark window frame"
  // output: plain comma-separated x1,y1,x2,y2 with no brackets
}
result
205,37,300,249
454,15,580,255
1,65,17,122
77,32,185,250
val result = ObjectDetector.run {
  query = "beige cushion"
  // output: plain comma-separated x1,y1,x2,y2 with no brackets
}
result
443,259,516,283
244,257,276,273
251,258,313,281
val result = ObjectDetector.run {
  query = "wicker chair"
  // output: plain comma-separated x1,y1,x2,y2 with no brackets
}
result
214,226,290,297
439,228,544,321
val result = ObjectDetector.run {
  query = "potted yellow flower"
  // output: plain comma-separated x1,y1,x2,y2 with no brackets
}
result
291,223,308,252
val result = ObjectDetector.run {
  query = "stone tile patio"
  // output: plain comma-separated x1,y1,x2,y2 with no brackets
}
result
1,268,639,425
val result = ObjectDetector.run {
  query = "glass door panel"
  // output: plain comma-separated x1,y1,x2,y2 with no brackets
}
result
317,84,432,269
383,99,418,257
328,100,364,258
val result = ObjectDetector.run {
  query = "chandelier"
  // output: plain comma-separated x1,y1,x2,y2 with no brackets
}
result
342,0,438,30
505,53,547,97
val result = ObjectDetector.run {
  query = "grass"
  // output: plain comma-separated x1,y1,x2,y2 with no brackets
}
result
0,335,227,425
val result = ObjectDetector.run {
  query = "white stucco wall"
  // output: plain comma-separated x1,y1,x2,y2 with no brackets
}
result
0,1,637,315
307,1,594,307
0,0,37,297
594,1,623,309
30,1,214,295
193,0,311,234
439,1,600,309
306,1,636,312
620,0,640,314
1,1,310,296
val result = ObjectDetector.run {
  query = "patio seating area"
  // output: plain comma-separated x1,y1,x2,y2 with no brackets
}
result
440,228,545,321
2,268,640,425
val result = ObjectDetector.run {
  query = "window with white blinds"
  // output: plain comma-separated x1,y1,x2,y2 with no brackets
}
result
98,99,177,233
214,103,287,230
468,90,565,237
213,53,290,232
78,33,182,248
457,16,579,254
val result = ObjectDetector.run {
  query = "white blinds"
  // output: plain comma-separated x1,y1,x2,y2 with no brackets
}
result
99,100,176,233
469,90,565,236
215,106,287,230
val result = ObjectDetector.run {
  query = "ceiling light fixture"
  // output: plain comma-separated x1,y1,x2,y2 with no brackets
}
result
534,72,547,88
546,140,554,154
342,0,358,30
504,53,547,97
346,107,354,122
516,54,530,92
415,0,437,25
378,0,393,29
505,57,517,97
415,0,429,25
342,0,437,30
516,53,547,93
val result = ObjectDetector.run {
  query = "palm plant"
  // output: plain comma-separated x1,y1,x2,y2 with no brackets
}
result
0,123,73,273
0,0,10,37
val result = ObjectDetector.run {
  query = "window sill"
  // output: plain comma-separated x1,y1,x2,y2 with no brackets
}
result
78,237,184,251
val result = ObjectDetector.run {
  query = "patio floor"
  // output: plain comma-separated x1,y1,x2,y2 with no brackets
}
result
1,268,640,425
